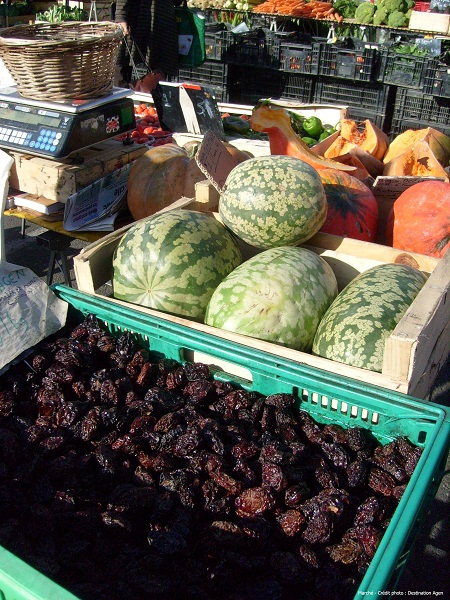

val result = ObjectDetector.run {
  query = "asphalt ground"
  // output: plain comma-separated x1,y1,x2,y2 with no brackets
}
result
2,212,450,598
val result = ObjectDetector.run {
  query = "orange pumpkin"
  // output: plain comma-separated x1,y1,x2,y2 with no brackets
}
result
127,143,206,221
385,180,450,258
318,168,379,242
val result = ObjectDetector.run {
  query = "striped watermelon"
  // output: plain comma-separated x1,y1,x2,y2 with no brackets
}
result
312,263,427,372
205,246,338,351
112,210,242,320
219,156,327,250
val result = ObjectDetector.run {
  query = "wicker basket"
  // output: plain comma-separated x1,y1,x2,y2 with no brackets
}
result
0,21,123,100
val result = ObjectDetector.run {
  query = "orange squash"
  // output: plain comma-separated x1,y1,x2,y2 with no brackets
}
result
339,119,389,161
127,143,206,221
386,180,450,258
383,127,450,166
382,140,449,180
323,137,385,178
318,168,379,241
328,154,373,185
249,104,356,172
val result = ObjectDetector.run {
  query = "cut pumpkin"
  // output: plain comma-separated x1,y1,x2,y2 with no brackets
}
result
382,127,450,166
324,137,385,177
382,140,449,180
329,154,373,185
339,119,389,161
250,104,356,172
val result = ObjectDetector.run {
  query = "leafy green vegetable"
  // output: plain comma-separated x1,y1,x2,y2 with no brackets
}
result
36,4,87,22
354,2,376,24
387,10,407,26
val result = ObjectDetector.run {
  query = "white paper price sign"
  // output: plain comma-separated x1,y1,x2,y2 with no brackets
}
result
0,150,68,371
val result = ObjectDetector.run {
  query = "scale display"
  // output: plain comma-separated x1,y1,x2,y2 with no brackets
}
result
0,87,136,159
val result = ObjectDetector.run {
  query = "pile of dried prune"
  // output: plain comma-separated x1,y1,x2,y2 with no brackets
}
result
0,314,422,600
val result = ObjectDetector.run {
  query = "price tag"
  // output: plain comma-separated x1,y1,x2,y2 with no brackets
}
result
195,129,239,193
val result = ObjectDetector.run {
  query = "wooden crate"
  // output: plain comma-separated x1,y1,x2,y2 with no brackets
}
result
8,139,148,203
73,181,448,400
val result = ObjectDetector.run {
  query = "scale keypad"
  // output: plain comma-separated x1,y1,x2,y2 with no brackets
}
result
0,127,61,153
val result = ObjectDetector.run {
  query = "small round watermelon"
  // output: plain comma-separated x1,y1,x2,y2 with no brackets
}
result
205,246,338,351
312,263,427,372
112,210,242,320
219,155,327,250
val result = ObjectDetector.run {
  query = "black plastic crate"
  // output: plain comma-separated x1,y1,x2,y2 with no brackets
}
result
279,72,316,102
176,60,231,89
424,56,450,98
204,28,234,61
280,39,324,75
229,66,285,105
319,43,379,82
223,28,278,68
313,76,394,114
377,48,431,89
390,87,450,137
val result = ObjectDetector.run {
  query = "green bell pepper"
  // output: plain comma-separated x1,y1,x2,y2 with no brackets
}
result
302,116,324,140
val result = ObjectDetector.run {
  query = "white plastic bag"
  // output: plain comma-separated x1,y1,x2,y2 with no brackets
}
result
0,150,68,370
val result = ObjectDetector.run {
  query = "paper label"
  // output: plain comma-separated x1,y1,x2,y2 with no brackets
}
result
372,175,446,201
195,130,239,194
0,263,68,371
178,34,193,56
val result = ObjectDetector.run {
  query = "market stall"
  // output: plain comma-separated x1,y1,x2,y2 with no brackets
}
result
0,8,449,600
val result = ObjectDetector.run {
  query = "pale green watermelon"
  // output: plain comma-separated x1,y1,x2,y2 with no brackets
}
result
219,155,327,250
312,263,428,372
112,210,242,320
204,246,338,351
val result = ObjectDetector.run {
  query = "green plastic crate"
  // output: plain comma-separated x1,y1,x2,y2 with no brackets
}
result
0,284,449,600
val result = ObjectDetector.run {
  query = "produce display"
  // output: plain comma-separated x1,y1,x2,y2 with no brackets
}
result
116,103,173,147
112,210,242,320
0,312,425,599
312,263,427,372
219,155,328,248
108,100,449,373
385,180,450,258
353,0,414,27
205,246,338,350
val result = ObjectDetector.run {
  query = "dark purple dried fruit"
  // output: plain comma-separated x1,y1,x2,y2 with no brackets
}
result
235,487,276,518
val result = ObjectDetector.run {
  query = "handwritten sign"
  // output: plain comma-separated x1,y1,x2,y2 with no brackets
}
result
196,130,239,193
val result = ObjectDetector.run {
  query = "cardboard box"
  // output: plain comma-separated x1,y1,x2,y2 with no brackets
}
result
409,10,450,34
74,186,448,400
8,139,148,203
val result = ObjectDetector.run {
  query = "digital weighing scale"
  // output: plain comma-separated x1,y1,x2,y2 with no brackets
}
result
0,87,136,159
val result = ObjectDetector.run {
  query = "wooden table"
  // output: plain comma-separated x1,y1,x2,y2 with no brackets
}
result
4,206,133,285
4,207,107,243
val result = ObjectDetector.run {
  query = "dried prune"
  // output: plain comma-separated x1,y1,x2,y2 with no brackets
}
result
0,313,424,600
235,487,276,518
261,462,288,492
368,467,396,496
277,509,305,536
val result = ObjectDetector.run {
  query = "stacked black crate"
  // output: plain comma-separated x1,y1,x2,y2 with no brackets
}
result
386,51,450,138
313,40,395,134
223,28,285,105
